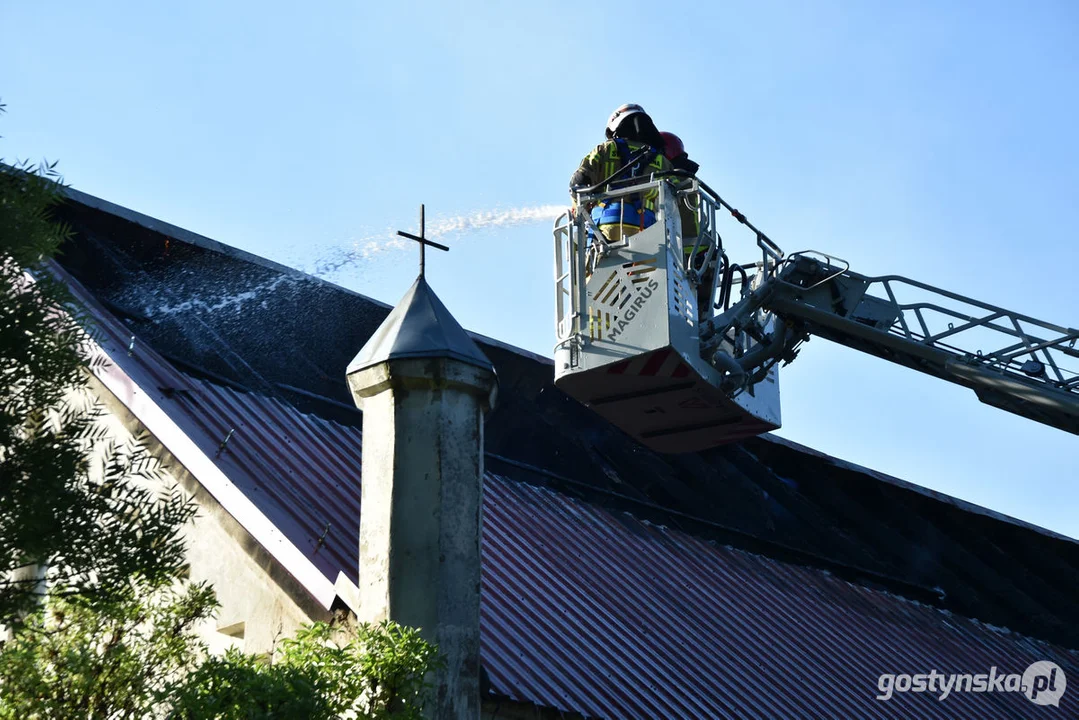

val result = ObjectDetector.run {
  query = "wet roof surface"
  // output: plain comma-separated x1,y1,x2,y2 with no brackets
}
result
54,190,1079,716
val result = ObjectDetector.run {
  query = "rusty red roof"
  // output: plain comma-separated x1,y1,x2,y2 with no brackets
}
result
60,261,1079,719
482,474,1078,718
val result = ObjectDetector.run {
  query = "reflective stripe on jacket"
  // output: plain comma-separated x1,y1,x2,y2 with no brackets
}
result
570,139,672,231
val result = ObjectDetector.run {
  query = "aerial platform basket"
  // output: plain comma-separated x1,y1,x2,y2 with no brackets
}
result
553,179,781,453
555,171,1079,445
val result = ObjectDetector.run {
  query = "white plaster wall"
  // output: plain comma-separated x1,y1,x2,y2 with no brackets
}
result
182,496,318,655
84,380,326,656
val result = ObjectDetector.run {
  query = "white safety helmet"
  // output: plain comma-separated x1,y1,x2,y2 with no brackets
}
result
605,103,647,139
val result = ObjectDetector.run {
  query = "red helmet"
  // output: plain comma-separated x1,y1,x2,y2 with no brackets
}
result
660,131,686,160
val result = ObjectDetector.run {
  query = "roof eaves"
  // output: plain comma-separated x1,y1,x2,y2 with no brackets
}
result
93,348,338,609
56,260,340,610
60,184,393,310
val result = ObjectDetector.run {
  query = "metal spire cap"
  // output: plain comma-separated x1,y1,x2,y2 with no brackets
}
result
346,276,494,375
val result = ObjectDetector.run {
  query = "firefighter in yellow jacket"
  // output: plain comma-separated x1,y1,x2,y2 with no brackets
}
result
569,104,674,243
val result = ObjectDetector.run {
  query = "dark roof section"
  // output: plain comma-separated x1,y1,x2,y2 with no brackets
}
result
53,186,1079,650
347,276,494,375
63,265,1079,718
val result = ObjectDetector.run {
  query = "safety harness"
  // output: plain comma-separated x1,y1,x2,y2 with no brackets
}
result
592,138,659,231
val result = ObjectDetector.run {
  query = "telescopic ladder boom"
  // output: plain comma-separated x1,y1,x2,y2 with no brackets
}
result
712,252,1079,435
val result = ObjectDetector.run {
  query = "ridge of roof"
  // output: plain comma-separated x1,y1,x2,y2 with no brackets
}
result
62,185,345,293
61,184,553,367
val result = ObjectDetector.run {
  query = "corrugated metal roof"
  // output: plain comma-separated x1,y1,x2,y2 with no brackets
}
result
62,263,1079,719
481,475,1079,719
57,191,1079,654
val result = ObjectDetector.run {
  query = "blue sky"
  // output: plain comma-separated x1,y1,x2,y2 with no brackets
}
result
4,1,1077,538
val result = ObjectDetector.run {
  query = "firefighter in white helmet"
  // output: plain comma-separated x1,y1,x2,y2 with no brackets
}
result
569,104,674,243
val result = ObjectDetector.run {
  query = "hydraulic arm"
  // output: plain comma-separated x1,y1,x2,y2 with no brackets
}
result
707,252,1079,436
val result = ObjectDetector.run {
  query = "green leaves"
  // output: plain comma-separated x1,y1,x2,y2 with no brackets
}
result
169,649,332,719
0,104,439,718
0,103,195,625
0,387,198,622
0,581,219,720
169,619,441,720
0,158,72,268
0,110,103,622
0,597,440,720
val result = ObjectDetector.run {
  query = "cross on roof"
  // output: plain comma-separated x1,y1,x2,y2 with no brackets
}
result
396,204,449,279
